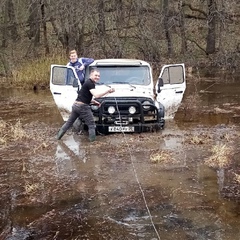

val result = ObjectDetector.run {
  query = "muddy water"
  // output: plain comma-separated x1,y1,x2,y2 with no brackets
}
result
1,74,240,240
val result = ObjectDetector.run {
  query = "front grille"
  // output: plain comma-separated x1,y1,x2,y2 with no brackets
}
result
92,97,159,125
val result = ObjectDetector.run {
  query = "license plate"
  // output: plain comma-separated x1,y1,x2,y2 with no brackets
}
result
108,126,134,132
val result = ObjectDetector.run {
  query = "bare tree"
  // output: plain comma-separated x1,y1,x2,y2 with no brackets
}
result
206,0,217,54
111,0,125,58
97,0,107,56
178,0,187,54
28,0,41,46
105,0,135,58
1,0,18,47
7,0,18,41
40,0,49,55
0,0,240,78
45,0,89,54
163,0,173,57
1,1,8,48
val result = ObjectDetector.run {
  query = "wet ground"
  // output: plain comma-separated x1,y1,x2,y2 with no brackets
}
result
1,73,240,239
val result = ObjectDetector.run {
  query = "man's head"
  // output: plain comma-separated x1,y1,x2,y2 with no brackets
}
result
69,50,78,63
89,69,100,83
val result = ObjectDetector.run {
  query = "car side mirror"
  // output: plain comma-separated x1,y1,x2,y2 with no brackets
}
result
72,78,79,88
157,77,163,93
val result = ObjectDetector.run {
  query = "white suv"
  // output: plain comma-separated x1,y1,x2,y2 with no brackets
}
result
50,59,186,134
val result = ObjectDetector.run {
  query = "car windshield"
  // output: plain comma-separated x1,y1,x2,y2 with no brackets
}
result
88,66,151,85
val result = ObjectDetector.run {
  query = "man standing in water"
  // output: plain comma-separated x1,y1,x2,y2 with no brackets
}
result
57,69,115,141
67,49,94,85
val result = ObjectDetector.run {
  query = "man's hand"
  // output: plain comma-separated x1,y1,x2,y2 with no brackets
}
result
91,99,101,106
108,88,115,93
79,65,85,70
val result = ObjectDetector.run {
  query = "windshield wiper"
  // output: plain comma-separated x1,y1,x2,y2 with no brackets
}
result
112,81,136,88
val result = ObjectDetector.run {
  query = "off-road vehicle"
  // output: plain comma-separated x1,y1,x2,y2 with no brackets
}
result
50,59,186,134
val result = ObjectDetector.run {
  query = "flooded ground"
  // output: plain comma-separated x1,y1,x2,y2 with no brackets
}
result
1,73,240,239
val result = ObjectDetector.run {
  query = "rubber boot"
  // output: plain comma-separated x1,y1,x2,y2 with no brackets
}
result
57,128,66,140
88,128,96,142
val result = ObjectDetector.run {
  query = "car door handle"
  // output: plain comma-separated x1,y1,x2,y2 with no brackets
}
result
53,92,61,95
175,91,183,94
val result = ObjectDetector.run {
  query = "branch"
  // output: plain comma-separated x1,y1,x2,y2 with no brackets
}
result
184,14,206,20
183,3,207,17
187,38,207,55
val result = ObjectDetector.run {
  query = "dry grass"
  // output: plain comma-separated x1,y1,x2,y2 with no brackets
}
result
234,173,240,183
0,120,51,150
205,144,232,168
25,182,42,194
188,135,204,145
185,132,212,145
0,119,29,145
150,150,174,164
0,120,8,145
220,133,231,142
12,54,66,89
11,120,28,141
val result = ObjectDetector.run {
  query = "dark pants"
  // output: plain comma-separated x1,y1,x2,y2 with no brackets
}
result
61,103,96,134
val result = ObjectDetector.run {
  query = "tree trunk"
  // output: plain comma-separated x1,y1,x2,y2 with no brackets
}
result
97,0,107,56
28,0,41,45
113,0,124,58
218,0,225,51
206,0,217,54
1,2,8,48
45,0,68,50
178,0,187,54
41,0,49,55
163,0,173,57
2,0,18,47
7,0,18,41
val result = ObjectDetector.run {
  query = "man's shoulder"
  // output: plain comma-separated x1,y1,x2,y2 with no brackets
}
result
84,79,95,88
85,78,94,84
78,58,83,64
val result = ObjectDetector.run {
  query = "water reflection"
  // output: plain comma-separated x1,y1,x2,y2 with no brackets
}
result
0,87,62,124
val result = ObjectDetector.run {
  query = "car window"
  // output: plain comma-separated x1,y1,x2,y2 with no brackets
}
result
88,66,151,85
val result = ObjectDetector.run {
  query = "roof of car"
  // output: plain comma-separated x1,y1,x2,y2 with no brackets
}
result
91,59,150,66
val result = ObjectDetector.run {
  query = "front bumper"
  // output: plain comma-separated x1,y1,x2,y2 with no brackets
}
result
96,120,165,134
92,98,165,134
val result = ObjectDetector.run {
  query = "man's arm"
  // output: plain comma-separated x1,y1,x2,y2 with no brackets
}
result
91,99,101,106
90,87,114,98
81,58,94,66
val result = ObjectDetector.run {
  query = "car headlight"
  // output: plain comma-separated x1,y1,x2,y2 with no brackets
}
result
142,100,151,110
129,106,136,114
91,105,99,110
108,106,116,114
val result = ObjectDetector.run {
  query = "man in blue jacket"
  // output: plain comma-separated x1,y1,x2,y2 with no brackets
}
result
67,49,94,85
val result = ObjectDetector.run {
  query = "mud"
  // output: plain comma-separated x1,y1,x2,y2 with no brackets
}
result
1,74,240,239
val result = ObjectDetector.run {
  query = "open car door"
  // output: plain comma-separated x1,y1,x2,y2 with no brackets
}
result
50,65,80,121
156,64,186,118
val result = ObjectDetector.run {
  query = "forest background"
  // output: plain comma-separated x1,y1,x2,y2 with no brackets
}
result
0,0,239,89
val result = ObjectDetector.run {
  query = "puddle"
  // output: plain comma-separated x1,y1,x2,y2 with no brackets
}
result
1,74,240,239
